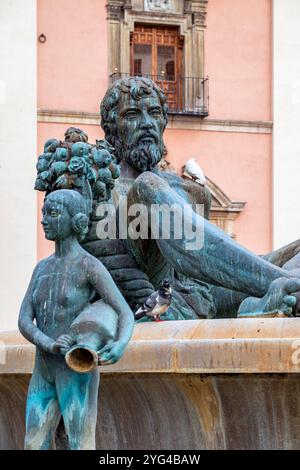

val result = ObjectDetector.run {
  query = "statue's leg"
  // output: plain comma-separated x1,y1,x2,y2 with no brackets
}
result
238,242,300,317
211,280,300,318
237,278,299,317
211,240,300,318
24,368,61,450
56,365,99,450
129,172,300,299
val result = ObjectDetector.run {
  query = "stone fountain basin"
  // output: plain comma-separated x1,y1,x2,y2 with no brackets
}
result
1,318,300,449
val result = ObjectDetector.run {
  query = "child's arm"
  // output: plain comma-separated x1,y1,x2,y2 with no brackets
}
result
85,255,134,364
18,264,58,354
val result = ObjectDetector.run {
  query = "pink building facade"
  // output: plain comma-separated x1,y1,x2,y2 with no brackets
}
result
37,0,272,259
2,0,300,330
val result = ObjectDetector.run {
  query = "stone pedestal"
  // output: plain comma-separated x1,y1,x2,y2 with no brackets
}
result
1,319,300,449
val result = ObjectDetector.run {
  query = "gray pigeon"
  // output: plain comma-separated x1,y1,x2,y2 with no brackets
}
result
134,280,172,322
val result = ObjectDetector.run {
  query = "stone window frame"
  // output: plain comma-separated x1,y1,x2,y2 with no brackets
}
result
106,1,208,83
205,176,246,239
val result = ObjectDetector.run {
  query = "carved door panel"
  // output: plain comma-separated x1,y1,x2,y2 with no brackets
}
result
130,24,183,111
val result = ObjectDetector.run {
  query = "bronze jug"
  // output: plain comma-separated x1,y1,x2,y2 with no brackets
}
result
65,299,118,373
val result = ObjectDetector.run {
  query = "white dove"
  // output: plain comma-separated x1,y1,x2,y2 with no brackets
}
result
183,158,206,186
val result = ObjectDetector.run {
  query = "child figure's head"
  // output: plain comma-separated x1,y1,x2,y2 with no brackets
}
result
42,189,89,241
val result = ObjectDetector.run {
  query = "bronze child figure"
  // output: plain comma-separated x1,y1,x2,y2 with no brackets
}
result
18,189,134,450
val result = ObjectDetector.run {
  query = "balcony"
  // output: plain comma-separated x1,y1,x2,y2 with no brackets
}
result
109,73,209,117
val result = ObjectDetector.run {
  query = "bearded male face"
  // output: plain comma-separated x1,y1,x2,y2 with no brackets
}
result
114,92,166,173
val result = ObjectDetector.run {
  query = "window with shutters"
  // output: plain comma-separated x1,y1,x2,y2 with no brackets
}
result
130,25,183,111
107,0,209,116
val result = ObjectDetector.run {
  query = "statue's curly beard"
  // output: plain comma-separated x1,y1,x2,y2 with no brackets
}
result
115,140,164,173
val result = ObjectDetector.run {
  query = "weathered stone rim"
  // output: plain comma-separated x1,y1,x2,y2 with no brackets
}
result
1,318,300,375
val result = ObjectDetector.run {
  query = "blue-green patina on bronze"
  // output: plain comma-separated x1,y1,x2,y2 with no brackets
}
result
98,76,300,319
19,189,133,449
19,77,300,450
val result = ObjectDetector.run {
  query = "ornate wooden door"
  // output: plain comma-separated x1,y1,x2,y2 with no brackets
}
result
130,24,183,111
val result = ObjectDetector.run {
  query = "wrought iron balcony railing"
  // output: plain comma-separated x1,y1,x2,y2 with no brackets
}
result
109,73,209,117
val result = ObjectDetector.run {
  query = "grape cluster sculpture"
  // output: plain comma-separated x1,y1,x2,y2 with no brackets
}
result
34,127,120,203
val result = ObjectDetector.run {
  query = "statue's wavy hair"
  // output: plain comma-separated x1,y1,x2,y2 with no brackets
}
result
100,77,168,147
45,189,90,241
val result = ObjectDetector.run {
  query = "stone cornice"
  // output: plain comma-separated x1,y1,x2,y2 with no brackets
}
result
37,109,273,134
37,109,101,125
167,115,273,133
